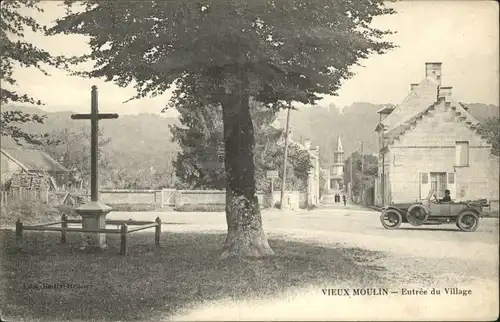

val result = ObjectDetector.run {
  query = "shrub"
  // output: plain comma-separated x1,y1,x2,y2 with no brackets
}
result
0,199,61,226
107,203,157,212
175,204,225,212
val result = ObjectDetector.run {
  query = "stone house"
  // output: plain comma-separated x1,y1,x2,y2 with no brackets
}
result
0,147,69,190
299,138,321,207
330,136,344,193
375,62,498,206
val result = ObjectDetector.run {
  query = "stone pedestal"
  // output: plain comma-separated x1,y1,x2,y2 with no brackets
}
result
74,201,112,249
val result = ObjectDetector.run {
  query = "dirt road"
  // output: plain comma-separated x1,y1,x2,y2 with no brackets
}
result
107,207,499,321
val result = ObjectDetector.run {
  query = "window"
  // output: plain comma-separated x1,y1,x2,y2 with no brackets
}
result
334,154,343,164
421,173,428,184
455,141,469,166
393,153,403,166
448,173,455,184
430,172,447,198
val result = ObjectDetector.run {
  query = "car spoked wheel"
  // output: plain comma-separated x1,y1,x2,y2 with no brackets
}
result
406,204,429,226
380,210,402,230
456,211,479,232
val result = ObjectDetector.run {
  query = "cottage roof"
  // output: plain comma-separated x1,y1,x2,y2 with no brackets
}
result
380,77,439,132
384,97,482,144
1,148,69,172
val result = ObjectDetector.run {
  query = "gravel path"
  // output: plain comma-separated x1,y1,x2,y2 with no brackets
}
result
106,207,499,321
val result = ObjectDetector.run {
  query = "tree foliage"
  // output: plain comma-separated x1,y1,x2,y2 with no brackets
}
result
478,117,500,156
50,0,395,108
172,99,312,191
344,152,378,196
0,0,71,145
41,126,111,187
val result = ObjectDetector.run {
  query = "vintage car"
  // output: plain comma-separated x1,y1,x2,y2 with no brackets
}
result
379,190,489,232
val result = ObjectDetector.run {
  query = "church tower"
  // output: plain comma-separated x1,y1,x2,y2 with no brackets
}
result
331,136,344,191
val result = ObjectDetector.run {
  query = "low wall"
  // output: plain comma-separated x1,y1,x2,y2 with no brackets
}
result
98,189,306,211
100,189,159,205
174,190,267,209
269,191,301,210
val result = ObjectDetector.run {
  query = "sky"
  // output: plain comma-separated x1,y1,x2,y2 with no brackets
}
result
7,0,500,116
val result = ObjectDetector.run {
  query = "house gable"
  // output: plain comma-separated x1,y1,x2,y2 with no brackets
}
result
380,78,439,132
389,97,490,147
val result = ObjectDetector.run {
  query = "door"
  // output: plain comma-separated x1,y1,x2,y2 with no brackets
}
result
419,173,430,200
430,172,447,199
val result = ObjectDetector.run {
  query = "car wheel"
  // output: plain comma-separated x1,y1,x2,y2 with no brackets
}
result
380,209,402,230
406,204,429,226
456,211,479,232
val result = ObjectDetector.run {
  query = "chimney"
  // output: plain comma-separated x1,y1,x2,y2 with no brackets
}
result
425,62,442,86
410,83,419,91
304,138,311,150
438,86,452,98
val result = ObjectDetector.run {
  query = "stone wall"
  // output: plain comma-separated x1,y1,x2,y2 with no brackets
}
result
100,190,158,205
99,189,308,210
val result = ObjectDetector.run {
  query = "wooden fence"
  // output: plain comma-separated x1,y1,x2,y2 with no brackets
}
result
1,189,50,205
15,214,162,255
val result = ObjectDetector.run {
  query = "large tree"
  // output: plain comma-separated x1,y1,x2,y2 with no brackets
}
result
0,0,68,145
49,0,395,258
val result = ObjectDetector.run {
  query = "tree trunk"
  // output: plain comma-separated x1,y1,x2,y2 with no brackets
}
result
220,92,275,259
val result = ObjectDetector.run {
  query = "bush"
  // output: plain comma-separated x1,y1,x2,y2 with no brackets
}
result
0,199,61,227
107,203,157,212
175,204,225,212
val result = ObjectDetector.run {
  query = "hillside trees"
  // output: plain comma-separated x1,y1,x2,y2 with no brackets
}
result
49,0,395,258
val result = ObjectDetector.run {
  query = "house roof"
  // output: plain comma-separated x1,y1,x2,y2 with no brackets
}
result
1,148,69,172
379,77,439,132
384,97,482,144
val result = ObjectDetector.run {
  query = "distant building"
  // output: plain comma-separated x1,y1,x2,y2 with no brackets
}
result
330,136,344,192
299,138,321,207
1,147,69,189
375,62,499,205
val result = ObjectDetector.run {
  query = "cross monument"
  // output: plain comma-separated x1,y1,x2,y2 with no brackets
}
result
71,86,118,249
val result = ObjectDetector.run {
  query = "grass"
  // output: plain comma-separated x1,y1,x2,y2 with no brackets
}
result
0,200,65,227
107,203,159,212
0,230,388,322
174,204,226,212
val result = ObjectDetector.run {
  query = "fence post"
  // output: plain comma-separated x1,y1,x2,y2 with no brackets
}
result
61,214,67,244
120,223,128,255
15,218,23,239
160,189,164,208
155,217,162,247
45,189,49,204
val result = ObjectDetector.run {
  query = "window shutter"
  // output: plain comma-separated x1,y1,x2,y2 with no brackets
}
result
420,173,429,200
448,173,455,184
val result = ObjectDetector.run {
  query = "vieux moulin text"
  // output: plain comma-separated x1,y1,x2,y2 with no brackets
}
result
322,288,390,296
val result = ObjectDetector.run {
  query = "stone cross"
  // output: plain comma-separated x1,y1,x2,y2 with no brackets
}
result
71,86,118,249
